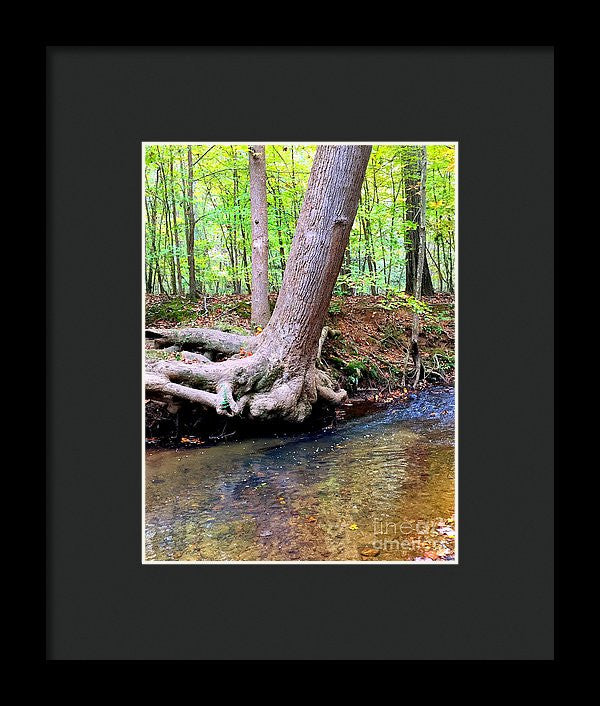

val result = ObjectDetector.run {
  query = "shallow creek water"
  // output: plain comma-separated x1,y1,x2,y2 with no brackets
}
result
145,387,455,562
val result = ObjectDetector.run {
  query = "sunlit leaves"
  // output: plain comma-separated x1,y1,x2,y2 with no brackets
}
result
145,144,455,296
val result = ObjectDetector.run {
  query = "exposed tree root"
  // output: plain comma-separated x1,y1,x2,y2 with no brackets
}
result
145,326,347,424
145,371,220,410
146,327,258,357
424,353,449,383
316,326,330,368
316,369,347,404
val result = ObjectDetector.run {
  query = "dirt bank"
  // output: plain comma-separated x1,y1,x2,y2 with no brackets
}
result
145,293,455,444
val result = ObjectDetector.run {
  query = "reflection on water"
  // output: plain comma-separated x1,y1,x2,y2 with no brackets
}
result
145,387,455,562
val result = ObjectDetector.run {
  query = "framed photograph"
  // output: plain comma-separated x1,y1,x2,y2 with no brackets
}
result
46,46,554,659
143,141,457,565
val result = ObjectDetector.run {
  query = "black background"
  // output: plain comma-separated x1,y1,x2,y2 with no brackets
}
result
47,47,554,660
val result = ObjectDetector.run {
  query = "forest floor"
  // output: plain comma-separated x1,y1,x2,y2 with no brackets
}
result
145,292,455,443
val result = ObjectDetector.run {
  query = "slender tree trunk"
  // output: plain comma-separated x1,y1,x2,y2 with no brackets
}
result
186,146,197,299
159,162,177,294
230,154,251,294
249,145,271,328
428,242,447,292
144,175,157,293
404,146,435,296
275,193,287,286
387,156,400,289
361,216,377,295
269,181,288,288
340,246,352,295
146,169,162,293
169,156,183,294
240,222,251,294
409,146,428,387
372,164,388,288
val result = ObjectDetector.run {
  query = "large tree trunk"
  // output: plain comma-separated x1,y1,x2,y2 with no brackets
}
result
249,145,271,327
146,145,372,423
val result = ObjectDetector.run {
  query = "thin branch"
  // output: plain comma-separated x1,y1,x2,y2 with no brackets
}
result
192,145,216,166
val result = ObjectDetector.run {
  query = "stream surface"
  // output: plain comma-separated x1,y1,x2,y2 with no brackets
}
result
145,386,455,562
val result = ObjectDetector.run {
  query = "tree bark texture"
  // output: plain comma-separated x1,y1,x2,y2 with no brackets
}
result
249,145,271,327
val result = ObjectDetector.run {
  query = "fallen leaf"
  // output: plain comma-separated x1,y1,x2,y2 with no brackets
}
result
359,546,380,558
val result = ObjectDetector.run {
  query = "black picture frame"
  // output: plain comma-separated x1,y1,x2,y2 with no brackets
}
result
46,45,555,660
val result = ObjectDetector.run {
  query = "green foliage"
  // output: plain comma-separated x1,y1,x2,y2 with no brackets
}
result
145,144,456,297
423,323,444,336
331,358,381,391
219,390,231,412
376,292,431,315
431,310,452,322
328,300,342,315
327,355,347,369
146,298,197,325
424,306,452,329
